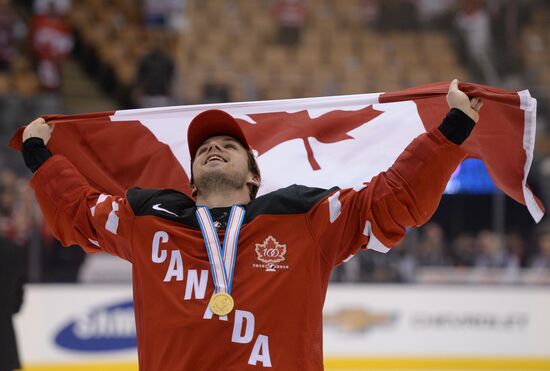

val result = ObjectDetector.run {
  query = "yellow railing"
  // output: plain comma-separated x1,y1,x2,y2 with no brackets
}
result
22,358,550,371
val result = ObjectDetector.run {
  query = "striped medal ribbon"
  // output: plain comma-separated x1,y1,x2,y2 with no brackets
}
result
195,205,245,316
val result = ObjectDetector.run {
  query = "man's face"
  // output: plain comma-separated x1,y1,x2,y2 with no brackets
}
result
192,135,252,195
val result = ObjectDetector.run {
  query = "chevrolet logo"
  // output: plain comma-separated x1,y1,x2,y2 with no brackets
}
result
324,308,396,332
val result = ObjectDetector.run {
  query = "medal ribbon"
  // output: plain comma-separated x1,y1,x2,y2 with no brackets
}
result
196,205,245,295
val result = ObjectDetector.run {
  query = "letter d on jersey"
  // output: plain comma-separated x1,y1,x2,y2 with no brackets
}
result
232,310,255,344
230,310,272,367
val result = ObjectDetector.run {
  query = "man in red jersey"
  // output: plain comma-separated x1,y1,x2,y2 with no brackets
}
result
20,79,482,370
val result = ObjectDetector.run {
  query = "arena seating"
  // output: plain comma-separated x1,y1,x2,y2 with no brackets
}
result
67,0,470,104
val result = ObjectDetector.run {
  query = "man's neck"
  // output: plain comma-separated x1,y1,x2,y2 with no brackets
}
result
195,189,251,209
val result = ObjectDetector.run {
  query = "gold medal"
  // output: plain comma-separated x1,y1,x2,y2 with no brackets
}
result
209,292,234,316
196,206,245,318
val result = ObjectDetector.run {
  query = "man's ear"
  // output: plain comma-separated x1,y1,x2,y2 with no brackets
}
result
190,184,198,198
247,175,261,188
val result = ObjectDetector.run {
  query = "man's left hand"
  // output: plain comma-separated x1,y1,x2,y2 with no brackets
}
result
446,79,483,123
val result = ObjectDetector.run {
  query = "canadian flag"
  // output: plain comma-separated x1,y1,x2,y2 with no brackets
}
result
9,82,545,222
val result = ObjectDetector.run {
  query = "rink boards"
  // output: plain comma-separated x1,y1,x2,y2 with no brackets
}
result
15,284,550,370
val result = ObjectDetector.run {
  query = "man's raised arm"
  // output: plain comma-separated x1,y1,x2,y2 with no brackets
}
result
21,118,135,261
306,79,483,266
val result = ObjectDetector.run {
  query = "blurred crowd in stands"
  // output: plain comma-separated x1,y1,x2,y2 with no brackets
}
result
1,160,549,284
331,222,550,283
2,0,550,113
0,0,72,145
0,0,549,284
62,0,550,113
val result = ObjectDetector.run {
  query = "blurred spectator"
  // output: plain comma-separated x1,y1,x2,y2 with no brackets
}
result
0,57,45,145
414,222,451,266
201,77,231,104
0,70,8,95
538,158,550,214
416,0,456,29
475,229,517,269
0,235,25,371
0,169,17,239
451,232,477,267
0,0,26,72
0,168,33,246
360,0,379,29
33,0,69,15
143,0,188,31
364,235,416,283
454,0,499,84
0,165,85,283
505,231,527,267
40,237,85,283
338,233,416,283
134,34,175,108
359,250,402,282
29,0,73,91
377,0,419,31
272,0,307,47
0,169,40,249
488,0,531,81
530,225,550,269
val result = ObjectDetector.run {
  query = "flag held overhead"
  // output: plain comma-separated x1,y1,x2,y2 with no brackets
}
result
9,82,545,222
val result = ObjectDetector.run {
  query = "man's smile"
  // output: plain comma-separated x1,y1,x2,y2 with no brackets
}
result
204,153,228,165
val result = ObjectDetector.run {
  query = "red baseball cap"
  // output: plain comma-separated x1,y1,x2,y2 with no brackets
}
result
187,109,251,160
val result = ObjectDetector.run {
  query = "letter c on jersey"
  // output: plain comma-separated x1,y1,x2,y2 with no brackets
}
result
151,231,169,263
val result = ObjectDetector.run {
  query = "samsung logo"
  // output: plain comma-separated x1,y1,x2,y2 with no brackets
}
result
55,300,137,351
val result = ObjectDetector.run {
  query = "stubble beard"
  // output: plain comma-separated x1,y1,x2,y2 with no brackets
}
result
194,168,248,196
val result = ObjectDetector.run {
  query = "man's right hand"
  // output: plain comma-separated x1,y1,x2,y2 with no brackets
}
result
22,118,53,144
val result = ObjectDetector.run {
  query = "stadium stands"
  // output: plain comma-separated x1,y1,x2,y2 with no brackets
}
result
67,0,470,104
1,0,549,284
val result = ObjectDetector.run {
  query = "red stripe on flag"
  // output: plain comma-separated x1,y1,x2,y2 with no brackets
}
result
380,81,544,217
10,112,191,196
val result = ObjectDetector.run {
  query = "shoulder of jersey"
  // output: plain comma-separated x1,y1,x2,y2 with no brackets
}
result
247,184,338,219
126,185,339,226
126,188,195,220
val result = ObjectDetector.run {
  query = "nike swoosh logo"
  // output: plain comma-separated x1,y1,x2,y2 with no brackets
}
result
152,204,178,217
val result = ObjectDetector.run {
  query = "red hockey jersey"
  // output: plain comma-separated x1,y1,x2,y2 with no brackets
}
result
30,128,465,370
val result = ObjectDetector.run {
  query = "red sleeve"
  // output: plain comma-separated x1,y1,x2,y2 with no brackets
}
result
30,155,135,262
306,128,467,266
